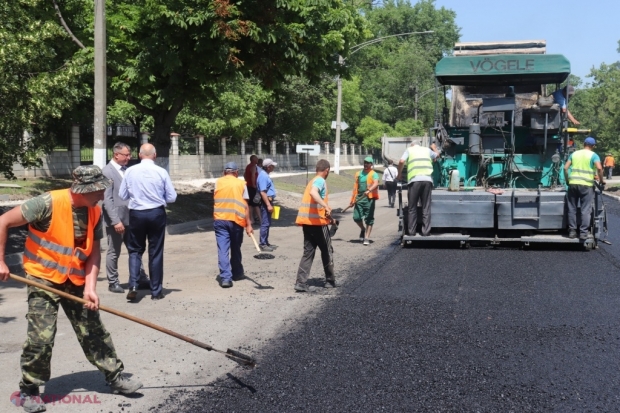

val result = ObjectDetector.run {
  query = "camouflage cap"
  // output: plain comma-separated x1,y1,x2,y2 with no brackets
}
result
70,165,112,194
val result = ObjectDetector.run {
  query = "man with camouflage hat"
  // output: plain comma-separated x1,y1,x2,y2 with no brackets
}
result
0,165,142,413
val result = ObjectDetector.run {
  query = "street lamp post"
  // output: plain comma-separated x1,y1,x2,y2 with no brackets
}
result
333,30,434,174
93,0,106,168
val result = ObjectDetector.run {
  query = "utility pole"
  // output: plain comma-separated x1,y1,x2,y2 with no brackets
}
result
334,56,344,175
93,0,106,168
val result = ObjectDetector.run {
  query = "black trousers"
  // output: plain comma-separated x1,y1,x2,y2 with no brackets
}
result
127,206,166,296
385,181,397,207
296,225,335,285
566,184,594,237
407,181,432,236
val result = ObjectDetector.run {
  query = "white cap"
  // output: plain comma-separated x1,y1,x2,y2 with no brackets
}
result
263,158,277,167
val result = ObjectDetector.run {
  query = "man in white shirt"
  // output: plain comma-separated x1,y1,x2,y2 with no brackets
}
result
119,144,177,301
101,142,149,293
382,159,399,208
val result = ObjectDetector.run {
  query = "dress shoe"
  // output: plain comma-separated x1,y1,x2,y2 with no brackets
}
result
232,274,245,281
220,280,233,288
151,293,165,300
126,287,138,300
108,283,124,293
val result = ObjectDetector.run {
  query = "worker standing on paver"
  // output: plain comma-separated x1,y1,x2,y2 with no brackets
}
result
350,156,380,246
294,159,336,292
604,153,615,180
213,162,253,289
397,139,440,237
0,165,142,413
564,137,605,240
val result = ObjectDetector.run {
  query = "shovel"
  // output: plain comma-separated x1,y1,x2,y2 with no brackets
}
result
332,194,364,215
9,274,256,368
249,232,275,259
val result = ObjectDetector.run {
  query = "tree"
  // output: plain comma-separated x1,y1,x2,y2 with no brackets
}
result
99,0,367,155
346,0,460,137
0,1,90,178
356,116,394,149
253,76,335,144
174,76,271,140
571,60,620,152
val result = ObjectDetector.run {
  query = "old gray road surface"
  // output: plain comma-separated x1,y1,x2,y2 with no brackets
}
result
163,198,620,412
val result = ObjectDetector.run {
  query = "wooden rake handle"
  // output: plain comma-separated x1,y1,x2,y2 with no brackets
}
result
249,232,261,252
8,274,256,367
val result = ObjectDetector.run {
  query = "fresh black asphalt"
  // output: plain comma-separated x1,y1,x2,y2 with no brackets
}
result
157,197,620,412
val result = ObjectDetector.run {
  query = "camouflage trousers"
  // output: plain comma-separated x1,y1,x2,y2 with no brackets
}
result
20,274,124,391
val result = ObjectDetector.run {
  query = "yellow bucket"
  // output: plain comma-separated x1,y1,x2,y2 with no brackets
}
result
271,205,280,220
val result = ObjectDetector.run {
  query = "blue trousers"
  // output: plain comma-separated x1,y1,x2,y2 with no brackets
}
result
127,207,166,296
214,220,245,282
259,203,272,245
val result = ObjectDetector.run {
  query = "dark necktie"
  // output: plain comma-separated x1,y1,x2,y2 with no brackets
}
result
121,165,128,172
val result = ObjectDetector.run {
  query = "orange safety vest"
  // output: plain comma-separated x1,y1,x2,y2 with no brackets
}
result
604,156,615,167
351,170,379,203
23,189,99,286
296,176,330,226
213,175,247,227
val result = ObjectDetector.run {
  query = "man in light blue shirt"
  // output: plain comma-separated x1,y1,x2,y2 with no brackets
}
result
119,143,177,301
257,158,277,251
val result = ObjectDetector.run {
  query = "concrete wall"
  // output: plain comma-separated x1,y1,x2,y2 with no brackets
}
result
165,153,370,179
8,125,371,180
12,151,75,178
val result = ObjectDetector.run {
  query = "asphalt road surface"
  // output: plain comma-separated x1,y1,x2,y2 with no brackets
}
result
157,197,620,412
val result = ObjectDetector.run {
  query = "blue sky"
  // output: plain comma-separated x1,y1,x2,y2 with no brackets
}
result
433,0,619,85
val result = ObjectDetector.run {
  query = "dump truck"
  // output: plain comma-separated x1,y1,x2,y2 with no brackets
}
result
389,40,607,249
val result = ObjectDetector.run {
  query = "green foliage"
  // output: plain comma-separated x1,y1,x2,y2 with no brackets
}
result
0,0,90,177
571,59,620,153
345,0,460,136
394,118,425,136
254,75,335,143
356,116,394,149
174,76,271,140
104,0,367,151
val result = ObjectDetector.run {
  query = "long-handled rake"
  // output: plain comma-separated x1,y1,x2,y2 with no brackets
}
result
9,274,257,368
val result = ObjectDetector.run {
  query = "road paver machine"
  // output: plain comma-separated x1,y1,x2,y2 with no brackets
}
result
389,40,607,249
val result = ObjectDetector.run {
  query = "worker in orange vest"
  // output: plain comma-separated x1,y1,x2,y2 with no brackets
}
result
0,165,142,413
213,162,253,288
350,156,380,246
604,153,615,180
294,159,335,292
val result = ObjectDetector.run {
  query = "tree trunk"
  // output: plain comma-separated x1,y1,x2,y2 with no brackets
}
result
129,97,184,159
152,115,172,158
